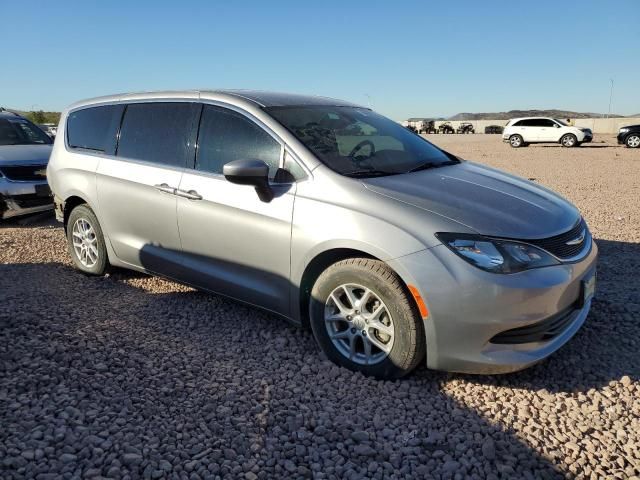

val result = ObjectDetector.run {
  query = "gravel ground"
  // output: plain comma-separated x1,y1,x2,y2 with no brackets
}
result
1,134,639,479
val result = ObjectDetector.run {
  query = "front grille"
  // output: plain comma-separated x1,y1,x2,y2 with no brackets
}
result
0,164,47,181
490,304,578,344
526,219,589,259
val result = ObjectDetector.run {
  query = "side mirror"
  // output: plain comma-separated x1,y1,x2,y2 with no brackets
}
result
223,159,274,202
553,124,560,128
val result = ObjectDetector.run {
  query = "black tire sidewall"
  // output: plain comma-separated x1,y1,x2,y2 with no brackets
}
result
67,205,108,275
310,262,423,379
562,134,577,147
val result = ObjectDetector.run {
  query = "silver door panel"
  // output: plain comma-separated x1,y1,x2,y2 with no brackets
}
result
177,173,295,315
96,157,183,272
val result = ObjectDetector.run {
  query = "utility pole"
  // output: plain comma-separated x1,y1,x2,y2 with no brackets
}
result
364,94,372,109
607,79,614,119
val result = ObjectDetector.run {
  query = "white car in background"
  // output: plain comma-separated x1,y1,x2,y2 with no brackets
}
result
503,117,593,148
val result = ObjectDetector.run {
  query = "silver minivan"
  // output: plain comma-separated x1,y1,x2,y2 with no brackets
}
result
47,90,597,379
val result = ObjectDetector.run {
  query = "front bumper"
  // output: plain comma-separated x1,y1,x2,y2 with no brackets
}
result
389,239,598,374
617,132,627,144
0,177,53,219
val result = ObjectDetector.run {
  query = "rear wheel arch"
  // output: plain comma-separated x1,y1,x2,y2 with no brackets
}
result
63,195,90,231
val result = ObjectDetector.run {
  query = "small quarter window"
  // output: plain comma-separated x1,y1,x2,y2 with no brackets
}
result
67,105,119,152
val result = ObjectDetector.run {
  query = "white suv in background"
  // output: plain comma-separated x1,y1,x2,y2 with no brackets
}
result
503,117,593,148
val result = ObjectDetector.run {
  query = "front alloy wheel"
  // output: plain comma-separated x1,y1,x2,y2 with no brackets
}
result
310,258,425,379
325,283,395,365
626,134,640,148
561,134,578,147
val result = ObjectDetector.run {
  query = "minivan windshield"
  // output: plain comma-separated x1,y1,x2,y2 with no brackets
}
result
266,106,457,177
554,119,569,126
0,118,52,146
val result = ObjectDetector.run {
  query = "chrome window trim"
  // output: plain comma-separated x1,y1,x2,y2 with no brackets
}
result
63,97,313,182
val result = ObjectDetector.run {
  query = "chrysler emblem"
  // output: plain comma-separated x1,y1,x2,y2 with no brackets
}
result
565,230,585,246
35,169,47,177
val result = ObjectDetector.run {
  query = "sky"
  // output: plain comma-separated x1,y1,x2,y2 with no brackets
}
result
2,0,638,120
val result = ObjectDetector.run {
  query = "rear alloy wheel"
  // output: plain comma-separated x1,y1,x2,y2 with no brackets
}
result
509,135,523,148
310,258,425,379
67,205,108,275
561,134,578,147
626,134,640,148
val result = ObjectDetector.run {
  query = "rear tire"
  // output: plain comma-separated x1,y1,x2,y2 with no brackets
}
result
626,134,640,148
309,258,425,379
509,135,524,148
561,134,578,147
66,205,108,276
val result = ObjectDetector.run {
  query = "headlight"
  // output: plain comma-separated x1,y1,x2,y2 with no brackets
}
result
619,127,630,133
436,233,560,273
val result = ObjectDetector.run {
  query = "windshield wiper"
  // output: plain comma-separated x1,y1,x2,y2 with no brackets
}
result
345,169,395,178
406,159,458,173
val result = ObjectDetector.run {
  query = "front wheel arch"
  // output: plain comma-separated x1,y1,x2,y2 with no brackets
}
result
298,248,422,331
299,248,376,329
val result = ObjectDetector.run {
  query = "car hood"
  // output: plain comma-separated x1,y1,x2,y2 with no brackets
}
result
0,145,52,165
362,161,580,239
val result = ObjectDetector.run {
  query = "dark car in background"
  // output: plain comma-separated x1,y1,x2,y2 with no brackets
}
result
617,125,640,148
0,110,53,219
485,125,504,134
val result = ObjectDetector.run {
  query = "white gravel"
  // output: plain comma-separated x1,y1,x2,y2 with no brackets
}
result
1,134,638,479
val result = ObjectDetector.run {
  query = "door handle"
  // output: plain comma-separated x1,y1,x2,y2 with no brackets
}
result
176,189,203,200
154,183,176,195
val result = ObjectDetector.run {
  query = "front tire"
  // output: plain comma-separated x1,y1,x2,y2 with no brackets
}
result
66,204,108,275
626,134,640,148
309,258,425,379
509,134,524,148
561,134,578,147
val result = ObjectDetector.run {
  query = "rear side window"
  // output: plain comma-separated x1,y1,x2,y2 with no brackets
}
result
196,105,281,178
67,105,119,152
117,103,199,167
539,119,557,127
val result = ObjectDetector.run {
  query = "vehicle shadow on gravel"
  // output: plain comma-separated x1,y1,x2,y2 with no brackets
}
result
0,260,568,478
0,211,57,229
456,238,639,394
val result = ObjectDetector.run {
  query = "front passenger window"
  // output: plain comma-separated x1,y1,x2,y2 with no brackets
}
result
196,106,281,179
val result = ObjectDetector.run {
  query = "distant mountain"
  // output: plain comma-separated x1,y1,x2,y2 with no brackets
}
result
448,110,624,121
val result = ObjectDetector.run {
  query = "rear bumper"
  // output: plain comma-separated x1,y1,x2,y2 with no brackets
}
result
390,239,598,374
0,177,53,219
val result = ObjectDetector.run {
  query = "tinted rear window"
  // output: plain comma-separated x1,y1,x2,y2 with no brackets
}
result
67,105,119,152
117,103,199,167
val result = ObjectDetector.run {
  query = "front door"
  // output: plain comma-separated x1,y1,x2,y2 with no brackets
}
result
176,104,295,315
536,119,560,142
